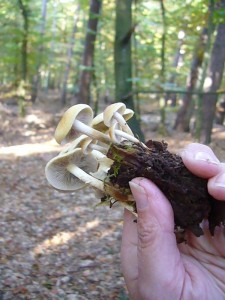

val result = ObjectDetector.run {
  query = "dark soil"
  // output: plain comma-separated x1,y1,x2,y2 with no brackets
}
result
106,140,225,240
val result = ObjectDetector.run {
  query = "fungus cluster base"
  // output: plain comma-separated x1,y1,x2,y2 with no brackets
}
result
104,140,225,240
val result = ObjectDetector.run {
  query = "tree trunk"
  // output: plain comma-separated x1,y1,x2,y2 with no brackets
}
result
46,2,57,93
159,0,167,130
61,5,80,104
165,32,184,106
76,0,102,104
174,28,209,131
17,0,29,81
114,0,144,141
31,0,48,103
215,98,225,125
200,21,225,143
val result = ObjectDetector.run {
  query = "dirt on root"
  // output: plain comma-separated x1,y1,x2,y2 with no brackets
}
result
0,97,225,300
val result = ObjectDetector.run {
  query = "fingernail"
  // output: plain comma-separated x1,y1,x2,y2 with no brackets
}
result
215,173,225,188
194,152,219,165
129,181,149,210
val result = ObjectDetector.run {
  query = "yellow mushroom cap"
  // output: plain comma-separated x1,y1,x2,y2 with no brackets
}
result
91,113,108,132
45,148,99,191
55,104,93,144
103,103,126,127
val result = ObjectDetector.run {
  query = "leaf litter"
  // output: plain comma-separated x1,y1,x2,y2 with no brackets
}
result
1,101,225,300
0,104,129,300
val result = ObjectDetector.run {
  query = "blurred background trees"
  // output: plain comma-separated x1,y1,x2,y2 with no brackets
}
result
1,0,225,143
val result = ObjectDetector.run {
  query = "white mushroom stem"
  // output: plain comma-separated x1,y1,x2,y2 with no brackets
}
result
73,119,111,144
89,143,108,154
113,111,133,136
66,162,134,203
114,129,139,143
82,138,108,155
67,164,104,191
91,149,107,160
109,123,140,144
90,156,114,180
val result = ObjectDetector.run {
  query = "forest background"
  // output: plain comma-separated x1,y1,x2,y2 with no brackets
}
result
1,0,225,299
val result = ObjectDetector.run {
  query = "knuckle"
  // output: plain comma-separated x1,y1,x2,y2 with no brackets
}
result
137,218,160,248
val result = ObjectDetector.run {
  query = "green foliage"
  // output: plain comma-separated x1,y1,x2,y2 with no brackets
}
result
0,0,224,106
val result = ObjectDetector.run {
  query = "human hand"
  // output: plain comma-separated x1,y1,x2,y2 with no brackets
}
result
121,143,225,300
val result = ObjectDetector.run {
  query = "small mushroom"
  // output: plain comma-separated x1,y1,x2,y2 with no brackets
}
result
109,123,140,144
45,148,128,204
81,136,108,155
91,113,108,133
58,135,87,156
90,156,114,180
103,103,134,135
55,104,111,145
59,134,108,157
45,148,103,191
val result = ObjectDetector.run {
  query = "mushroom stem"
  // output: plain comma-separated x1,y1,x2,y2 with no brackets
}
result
114,130,139,143
113,111,133,135
74,119,111,143
67,164,105,191
67,162,128,203
90,143,108,154
81,138,108,155
92,149,110,160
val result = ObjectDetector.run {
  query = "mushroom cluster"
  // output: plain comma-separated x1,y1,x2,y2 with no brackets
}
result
45,102,140,214
46,102,225,240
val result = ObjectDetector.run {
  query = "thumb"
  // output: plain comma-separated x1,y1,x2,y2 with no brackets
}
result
180,143,220,178
129,178,184,296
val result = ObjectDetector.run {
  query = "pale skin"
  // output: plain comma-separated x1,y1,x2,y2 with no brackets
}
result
121,143,225,300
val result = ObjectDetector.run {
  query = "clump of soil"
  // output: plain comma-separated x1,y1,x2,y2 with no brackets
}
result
105,140,225,239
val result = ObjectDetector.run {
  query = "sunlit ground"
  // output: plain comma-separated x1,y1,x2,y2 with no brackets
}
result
0,139,62,158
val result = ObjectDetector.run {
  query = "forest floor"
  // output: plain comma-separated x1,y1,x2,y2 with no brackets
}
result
0,95,225,300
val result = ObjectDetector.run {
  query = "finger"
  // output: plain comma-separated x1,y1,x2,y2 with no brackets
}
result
180,143,220,178
208,165,225,200
129,178,184,298
121,209,138,299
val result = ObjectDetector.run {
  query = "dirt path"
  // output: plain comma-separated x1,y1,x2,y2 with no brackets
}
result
0,104,128,299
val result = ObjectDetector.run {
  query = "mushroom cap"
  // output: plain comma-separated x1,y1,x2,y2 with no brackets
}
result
91,113,108,132
123,108,134,121
45,148,98,191
58,135,87,156
55,104,93,144
103,102,126,127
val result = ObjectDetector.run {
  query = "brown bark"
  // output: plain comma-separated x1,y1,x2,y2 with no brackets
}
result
174,28,208,131
76,0,102,104
200,22,225,143
61,6,80,104
215,98,225,125
165,33,184,107
114,0,144,141
31,0,48,103
17,0,29,81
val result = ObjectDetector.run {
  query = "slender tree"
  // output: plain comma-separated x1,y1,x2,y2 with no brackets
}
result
165,30,185,107
76,0,102,104
114,0,144,141
200,17,225,143
174,28,209,131
61,5,80,104
17,0,29,81
158,0,167,132
174,0,215,132
31,0,48,103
